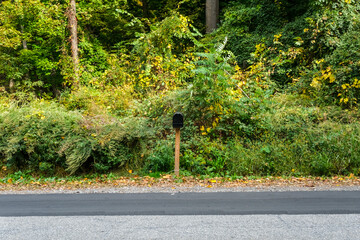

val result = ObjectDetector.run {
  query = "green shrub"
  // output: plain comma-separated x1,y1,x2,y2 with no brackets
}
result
144,140,173,173
223,94,360,176
0,100,81,174
0,99,152,175
60,85,133,116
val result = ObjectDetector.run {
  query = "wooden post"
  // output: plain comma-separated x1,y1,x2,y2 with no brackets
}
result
173,112,183,176
174,128,180,176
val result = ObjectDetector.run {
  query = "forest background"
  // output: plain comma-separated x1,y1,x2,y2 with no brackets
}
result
1,0,360,178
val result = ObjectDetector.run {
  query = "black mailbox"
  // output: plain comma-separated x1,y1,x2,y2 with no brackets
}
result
173,112,184,128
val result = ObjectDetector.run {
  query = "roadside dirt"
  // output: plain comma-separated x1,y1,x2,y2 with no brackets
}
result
1,175,359,193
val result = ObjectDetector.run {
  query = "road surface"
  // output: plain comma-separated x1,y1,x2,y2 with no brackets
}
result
0,191,359,216
1,191,359,239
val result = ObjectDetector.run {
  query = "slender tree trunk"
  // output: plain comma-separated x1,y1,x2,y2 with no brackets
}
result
11,25,28,93
9,79,14,92
68,0,79,86
9,0,16,92
20,25,27,49
9,1,28,92
206,0,219,33
142,0,149,18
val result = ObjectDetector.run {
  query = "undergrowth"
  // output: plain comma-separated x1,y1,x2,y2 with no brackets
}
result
1,91,359,177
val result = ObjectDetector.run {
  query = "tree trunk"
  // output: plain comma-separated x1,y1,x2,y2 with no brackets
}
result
142,0,149,18
206,0,219,34
20,25,27,49
68,0,79,86
8,0,16,92
9,79,14,93
9,1,28,92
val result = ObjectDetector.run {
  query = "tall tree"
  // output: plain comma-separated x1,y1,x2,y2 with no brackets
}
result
205,0,219,33
68,0,79,86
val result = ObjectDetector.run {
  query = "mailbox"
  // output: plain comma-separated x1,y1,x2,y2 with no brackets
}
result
173,112,184,129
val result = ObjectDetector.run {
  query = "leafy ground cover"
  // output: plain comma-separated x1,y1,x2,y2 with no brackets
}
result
1,171,359,192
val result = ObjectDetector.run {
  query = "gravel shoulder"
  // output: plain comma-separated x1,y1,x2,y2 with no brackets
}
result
1,186,360,195
1,175,360,194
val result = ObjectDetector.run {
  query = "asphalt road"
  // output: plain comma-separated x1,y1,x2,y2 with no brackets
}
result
1,191,359,216
1,215,360,240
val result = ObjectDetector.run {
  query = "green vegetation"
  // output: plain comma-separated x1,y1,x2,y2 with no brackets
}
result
1,0,360,178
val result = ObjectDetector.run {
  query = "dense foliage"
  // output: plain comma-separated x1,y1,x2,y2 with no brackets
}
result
1,0,360,177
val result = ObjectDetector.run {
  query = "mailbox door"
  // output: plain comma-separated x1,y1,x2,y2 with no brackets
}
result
173,112,184,128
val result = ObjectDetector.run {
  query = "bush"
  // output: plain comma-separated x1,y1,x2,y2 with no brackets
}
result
60,85,133,116
0,99,152,175
143,92,360,177
224,94,360,176
144,140,174,173
0,100,80,174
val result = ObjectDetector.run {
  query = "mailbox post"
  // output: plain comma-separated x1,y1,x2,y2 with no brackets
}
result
173,112,183,176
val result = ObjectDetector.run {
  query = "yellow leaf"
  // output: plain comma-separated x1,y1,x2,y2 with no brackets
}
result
7,178,12,184
210,179,216,183
310,78,321,89
128,170,133,174
207,185,213,188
